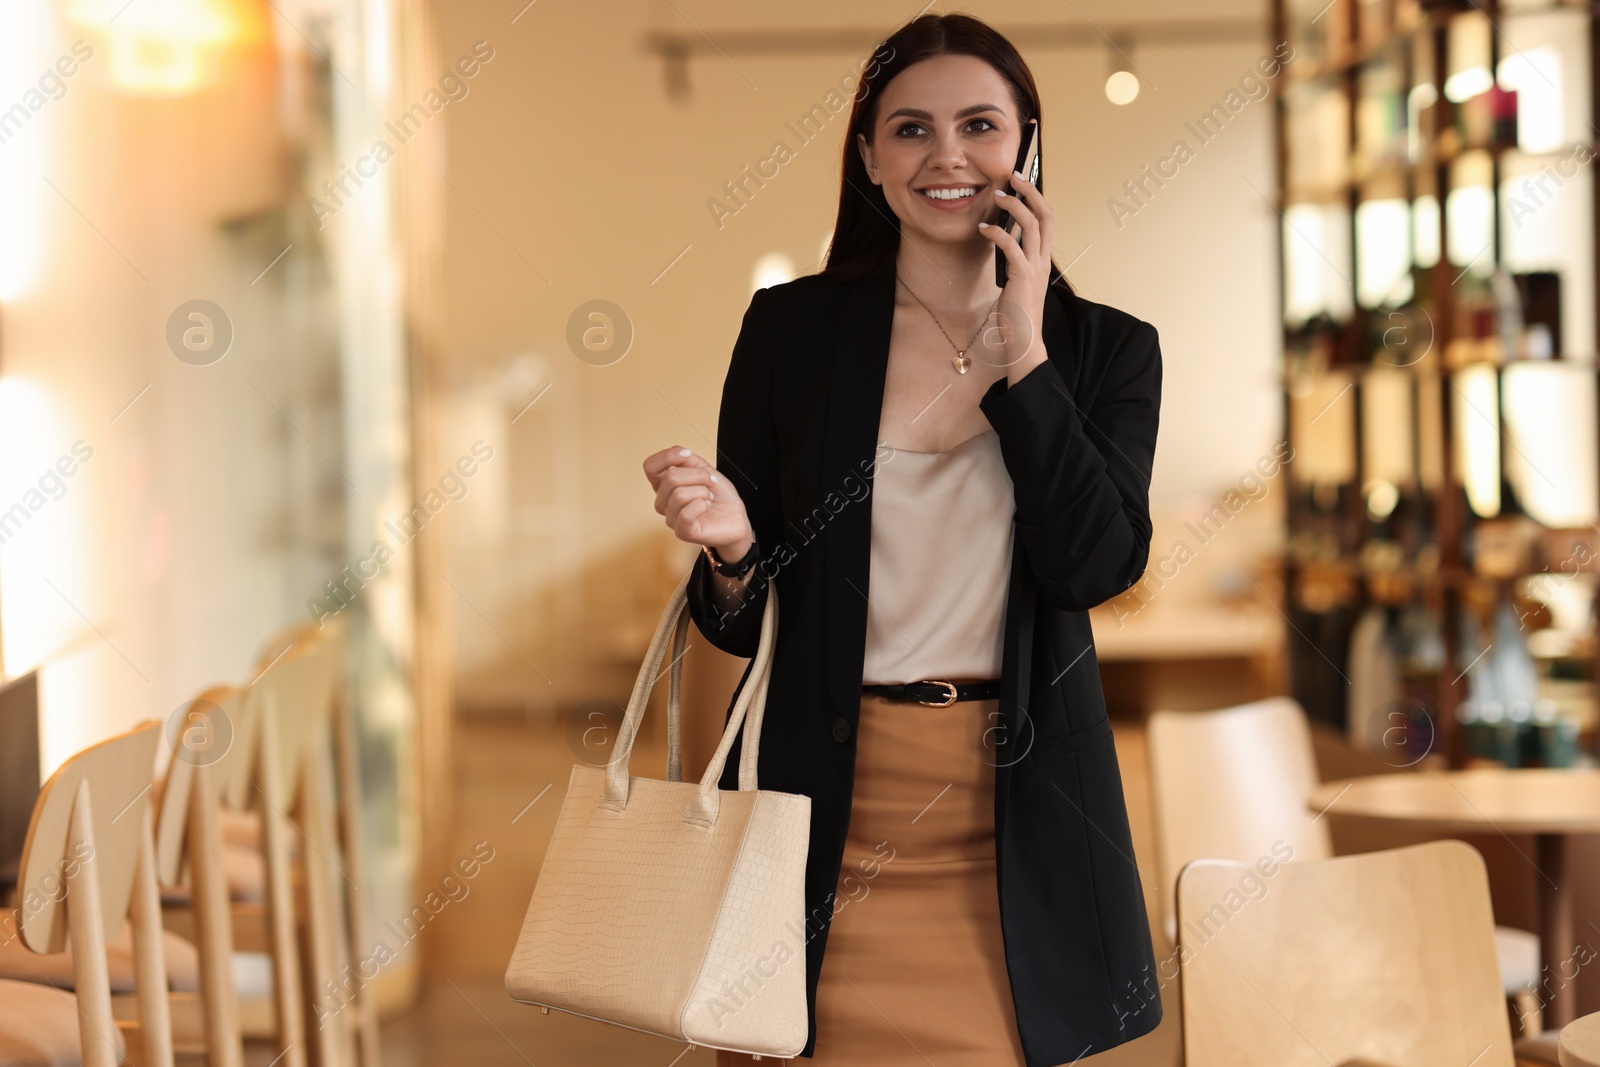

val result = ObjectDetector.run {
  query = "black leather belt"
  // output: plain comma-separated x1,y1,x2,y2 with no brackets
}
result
860,679,1003,707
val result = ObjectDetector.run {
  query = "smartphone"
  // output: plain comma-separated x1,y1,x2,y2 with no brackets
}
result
995,118,1041,288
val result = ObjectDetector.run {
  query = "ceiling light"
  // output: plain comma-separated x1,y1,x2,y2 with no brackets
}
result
1106,70,1139,105
67,0,241,96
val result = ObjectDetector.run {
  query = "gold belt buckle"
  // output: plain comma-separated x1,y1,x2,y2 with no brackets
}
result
918,680,959,707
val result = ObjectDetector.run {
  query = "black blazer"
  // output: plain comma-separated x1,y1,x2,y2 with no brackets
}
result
686,262,1165,1066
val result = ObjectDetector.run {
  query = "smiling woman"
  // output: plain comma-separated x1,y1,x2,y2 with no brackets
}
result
646,11,1165,1067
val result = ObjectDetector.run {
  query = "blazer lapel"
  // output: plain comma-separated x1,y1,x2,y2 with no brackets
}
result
821,265,896,722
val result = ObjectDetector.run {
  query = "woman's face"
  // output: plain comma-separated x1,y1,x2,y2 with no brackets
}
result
856,53,1026,253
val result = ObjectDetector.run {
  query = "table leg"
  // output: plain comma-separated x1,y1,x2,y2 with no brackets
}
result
1537,833,1575,1029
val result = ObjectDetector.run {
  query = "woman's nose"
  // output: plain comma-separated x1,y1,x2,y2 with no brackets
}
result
926,130,967,170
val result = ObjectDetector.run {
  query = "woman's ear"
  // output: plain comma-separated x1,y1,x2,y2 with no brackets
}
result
855,131,879,185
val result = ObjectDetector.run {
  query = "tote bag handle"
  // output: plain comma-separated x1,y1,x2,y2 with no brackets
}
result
601,570,779,828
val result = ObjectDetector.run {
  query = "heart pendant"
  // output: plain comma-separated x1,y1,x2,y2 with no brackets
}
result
952,353,971,375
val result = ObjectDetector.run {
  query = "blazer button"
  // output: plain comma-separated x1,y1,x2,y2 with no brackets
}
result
831,716,852,743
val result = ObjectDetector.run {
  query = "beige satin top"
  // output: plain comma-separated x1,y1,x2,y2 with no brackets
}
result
860,428,1016,685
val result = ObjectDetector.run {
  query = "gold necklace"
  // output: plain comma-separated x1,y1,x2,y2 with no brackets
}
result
898,277,1001,376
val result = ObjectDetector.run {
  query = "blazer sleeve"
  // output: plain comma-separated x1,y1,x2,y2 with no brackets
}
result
978,317,1162,612
684,286,781,659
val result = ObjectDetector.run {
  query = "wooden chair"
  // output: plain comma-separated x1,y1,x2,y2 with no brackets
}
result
1148,697,1543,1024
154,625,376,1067
0,721,169,1067
239,631,372,1067
1148,697,1325,947
248,619,378,1067
146,686,252,1067
1176,839,1514,1067
239,639,344,1067
156,641,344,1067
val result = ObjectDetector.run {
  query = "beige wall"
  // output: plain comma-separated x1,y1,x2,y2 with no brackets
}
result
422,0,1286,712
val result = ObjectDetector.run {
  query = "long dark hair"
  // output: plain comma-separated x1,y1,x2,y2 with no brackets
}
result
818,12,1075,299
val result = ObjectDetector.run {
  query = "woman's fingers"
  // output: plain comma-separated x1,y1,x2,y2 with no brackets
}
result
1008,168,1053,261
654,461,717,517
980,210,1029,278
664,481,715,532
994,180,1039,260
641,445,716,491
643,445,715,481
981,167,1057,306
644,444,750,549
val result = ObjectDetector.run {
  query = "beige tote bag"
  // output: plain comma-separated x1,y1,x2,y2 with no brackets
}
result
505,571,811,1058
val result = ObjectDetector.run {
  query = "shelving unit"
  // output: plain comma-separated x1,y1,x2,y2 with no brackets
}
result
1272,0,1600,768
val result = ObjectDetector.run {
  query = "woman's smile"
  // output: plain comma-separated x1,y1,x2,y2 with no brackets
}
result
916,182,987,210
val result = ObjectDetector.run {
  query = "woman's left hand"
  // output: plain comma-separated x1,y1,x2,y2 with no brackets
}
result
979,168,1053,383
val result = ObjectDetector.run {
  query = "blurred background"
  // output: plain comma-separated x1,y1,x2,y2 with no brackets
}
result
1,0,1598,1063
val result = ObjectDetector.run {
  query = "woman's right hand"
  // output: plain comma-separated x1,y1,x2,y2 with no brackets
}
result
643,446,754,560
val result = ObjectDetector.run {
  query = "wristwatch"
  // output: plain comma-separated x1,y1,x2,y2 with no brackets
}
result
703,537,759,580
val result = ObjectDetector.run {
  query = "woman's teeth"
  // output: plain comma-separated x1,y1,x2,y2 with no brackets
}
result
921,187,977,201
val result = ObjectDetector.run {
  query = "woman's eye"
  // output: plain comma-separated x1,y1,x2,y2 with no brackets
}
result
893,118,998,137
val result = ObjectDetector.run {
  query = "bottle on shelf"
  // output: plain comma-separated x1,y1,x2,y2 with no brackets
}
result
1456,594,1580,767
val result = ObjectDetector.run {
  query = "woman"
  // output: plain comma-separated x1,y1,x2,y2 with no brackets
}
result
643,13,1163,1067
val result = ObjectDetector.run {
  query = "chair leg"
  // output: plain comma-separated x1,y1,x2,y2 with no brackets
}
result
301,742,357,1067
66,782,121,1067
131,810,176,1067
260,736,308,1067
334,691,382,1067
190,758,245,1067
1512,987,1544,1037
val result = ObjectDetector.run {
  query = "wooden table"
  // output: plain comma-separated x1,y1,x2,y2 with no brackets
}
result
1560,1009,1600,1065
1089,602,1283,711
1307,768,1600,1028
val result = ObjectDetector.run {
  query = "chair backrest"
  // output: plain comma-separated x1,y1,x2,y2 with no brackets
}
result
150,684,248,1067
254,618,337,678
248,639,337,810
154,643,332,881
16,721,161,953
1147,697,1330,946
155,685,247,887
1177,840,1513,1067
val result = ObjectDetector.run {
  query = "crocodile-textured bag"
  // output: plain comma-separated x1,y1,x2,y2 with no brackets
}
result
505,571,810,1058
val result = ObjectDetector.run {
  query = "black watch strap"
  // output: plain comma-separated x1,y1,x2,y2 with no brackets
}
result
704,537,759,579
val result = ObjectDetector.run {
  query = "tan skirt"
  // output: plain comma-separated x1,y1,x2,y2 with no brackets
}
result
718,693,1027,1066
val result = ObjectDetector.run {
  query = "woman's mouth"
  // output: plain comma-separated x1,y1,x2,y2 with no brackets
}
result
917,185,982,210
